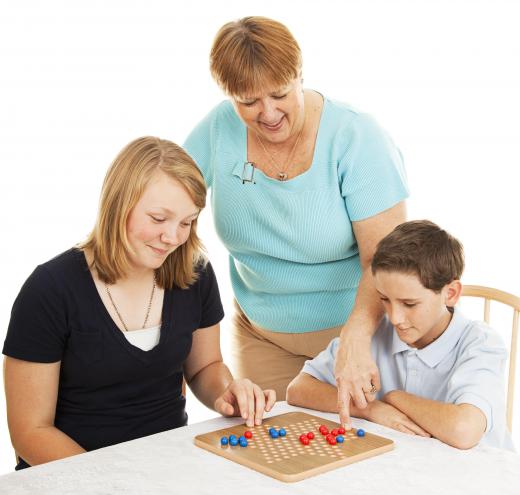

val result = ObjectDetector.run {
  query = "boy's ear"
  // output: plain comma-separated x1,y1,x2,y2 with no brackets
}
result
444,280,463,307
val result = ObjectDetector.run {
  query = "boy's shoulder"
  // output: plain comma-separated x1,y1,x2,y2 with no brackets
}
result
454,311,507,355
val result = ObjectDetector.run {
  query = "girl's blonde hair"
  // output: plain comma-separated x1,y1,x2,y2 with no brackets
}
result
80,137,206,289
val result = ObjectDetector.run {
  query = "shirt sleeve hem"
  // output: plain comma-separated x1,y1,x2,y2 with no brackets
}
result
455,392,493,433
2,345,62,364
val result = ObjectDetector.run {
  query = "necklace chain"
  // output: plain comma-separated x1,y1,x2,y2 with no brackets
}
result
255,118,305,181
105,275,156,332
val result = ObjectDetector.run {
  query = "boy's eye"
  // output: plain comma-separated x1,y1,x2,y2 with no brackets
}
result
272,94,288,100
150,216,165,223
181,222,192,228
379,297,389,303
404,303,417,308
242,100,257,107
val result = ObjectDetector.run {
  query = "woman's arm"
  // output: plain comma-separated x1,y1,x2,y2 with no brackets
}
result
183,324,276,427
335,201,406,428
383,390,486,449
4,357,86,466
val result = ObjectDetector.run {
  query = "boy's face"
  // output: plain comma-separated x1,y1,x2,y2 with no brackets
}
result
374,271,461,349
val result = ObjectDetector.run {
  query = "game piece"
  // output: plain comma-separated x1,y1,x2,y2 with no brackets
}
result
270,429,279,439
328,436,337,445
336,435,344,443
244,430,253,439
331,428,339,436
338,427,346,435
306,432,315,440
229,436,239,446
356,429,365,437
220,436,229,446
229,434,237,442
194,411,394,483
269,427,277,436
319,425,329,435
300,436,310,446
325,433,335,443
299,434,308,442
239,438,248,447
278,428,286,437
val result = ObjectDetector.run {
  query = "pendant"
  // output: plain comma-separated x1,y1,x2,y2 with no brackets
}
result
278,172,288,181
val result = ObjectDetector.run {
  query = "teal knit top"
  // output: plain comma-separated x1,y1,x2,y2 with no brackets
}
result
184,97,409,332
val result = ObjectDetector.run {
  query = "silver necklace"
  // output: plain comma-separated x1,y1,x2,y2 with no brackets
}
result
105,275,156,332
255,119,305,181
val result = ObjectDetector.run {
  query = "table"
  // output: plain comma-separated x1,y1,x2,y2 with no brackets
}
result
1,402,519,494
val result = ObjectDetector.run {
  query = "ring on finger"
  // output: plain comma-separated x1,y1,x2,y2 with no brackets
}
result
364,384,378,394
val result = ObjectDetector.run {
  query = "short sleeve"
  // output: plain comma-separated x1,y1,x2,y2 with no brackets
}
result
301,338,339,386
2,265,68,363
446,328,508,433
196,261,225,329
183,106,220,188
339,113,409,221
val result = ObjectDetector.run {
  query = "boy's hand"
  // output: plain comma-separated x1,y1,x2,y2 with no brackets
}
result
365,400,431,437
214,379,276,427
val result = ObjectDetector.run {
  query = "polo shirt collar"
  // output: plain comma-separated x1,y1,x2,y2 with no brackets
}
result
391,307,468,368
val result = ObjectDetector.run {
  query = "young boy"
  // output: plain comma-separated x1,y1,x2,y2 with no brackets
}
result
287,220,513,450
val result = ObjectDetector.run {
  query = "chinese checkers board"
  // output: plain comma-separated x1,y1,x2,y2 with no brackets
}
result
194,411,394,482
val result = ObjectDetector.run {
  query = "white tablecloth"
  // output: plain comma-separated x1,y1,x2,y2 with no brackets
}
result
1,402,519,495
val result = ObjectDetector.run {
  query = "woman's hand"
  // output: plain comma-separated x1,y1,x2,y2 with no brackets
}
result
336,201,407,429
214,379,276,427
365,399,431,437
334,323,381,430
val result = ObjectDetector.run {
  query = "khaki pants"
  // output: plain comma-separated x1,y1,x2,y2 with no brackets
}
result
231,301,342,401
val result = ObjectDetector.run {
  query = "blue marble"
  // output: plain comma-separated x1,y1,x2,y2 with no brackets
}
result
220,436,229,446
356,429,365,437
278,428,286,437
336,435,344,443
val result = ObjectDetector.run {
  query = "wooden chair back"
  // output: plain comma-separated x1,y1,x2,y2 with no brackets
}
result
461,285,520,432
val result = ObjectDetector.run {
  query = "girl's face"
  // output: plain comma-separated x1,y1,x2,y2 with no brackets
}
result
126,170,199,273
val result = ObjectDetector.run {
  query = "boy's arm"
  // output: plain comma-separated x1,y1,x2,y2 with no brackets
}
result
287,373,430,436
383,390,486,449
286,372,339,413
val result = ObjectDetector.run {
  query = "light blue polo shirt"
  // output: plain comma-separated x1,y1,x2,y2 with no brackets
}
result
184,98,409,332
302,307,514,451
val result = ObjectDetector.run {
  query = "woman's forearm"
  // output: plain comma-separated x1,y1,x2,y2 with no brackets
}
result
13,426,86,466
187,360,233,410
340,264,383,339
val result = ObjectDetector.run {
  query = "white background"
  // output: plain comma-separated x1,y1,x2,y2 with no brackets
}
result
1,0,519,475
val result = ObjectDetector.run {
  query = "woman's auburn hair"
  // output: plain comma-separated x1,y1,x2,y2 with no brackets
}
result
210,16,302,97
79,136,207,289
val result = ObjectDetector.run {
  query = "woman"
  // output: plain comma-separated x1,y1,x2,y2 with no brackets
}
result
3,137,275,470
184,16,408,427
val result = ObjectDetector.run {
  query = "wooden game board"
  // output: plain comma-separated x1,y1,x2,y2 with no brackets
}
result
194,411,394,482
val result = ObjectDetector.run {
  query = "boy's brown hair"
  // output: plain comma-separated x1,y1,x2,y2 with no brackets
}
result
371,220,464,292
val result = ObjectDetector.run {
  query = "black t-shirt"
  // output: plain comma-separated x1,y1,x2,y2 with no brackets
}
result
3,248,224,467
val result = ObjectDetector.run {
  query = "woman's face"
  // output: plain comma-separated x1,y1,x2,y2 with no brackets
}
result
126,170,199,273
232,77,305,144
